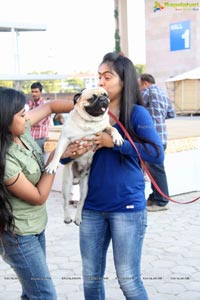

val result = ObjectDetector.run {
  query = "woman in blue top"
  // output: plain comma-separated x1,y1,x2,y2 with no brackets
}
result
79,52,164,300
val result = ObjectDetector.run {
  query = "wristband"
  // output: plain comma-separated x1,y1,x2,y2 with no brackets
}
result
59,157,73,165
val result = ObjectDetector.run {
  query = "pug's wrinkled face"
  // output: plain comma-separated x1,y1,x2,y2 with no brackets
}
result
74,87,110,117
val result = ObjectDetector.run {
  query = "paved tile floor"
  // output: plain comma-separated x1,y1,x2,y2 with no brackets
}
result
0,190,200,300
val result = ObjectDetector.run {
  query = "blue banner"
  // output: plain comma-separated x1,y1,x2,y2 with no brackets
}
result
170,20,190,51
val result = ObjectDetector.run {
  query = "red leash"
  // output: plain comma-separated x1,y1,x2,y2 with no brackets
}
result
109,110,200,204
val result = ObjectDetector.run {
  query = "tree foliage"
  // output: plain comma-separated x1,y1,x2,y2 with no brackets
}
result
135,64,145,77
114,7,121,53
65,78,84,92
0,81,13,88
17,71,85,93
0,65,146,94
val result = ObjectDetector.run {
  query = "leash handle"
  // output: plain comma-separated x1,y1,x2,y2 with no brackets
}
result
108,110,200,204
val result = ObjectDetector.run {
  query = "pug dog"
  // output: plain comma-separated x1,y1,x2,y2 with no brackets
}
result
46,87,123,225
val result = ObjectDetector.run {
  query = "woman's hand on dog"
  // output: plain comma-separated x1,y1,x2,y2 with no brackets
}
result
84,132,114,152
61,132,114,160
61,140,94,159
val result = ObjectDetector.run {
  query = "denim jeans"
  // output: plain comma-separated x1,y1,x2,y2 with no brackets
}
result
0,230,57,300
35,138,46,153
80,209,148,300
146,145,169,206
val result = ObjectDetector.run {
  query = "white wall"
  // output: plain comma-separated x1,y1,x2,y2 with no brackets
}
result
49,139,200,198
165,148,200,196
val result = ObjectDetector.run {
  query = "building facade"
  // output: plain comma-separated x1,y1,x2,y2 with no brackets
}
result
145,0,200,91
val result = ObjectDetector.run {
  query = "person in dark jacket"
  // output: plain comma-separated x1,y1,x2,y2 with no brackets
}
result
138,73,176,212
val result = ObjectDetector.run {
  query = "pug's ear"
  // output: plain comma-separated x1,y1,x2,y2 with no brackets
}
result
73,93,82,104
73,88,86,104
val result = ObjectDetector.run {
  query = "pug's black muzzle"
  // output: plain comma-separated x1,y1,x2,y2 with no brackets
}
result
85,94,109,117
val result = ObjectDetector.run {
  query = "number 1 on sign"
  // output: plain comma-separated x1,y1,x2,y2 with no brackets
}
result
181,29,190,49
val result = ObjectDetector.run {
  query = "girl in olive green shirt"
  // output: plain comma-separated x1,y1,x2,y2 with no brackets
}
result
0,87,82,300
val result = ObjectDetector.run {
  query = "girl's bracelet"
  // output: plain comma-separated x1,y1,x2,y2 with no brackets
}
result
59,157,73,165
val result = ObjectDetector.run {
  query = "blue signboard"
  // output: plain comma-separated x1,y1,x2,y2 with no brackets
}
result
170,20,190,51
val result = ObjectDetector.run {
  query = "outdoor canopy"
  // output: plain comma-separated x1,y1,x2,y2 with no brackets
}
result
165,67,200,115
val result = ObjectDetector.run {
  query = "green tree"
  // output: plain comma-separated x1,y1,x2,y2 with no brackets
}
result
135,64,145,77
20,71,85,94
21,71,63,93
114,6,121,52
65,78,85,92
0,81,13,88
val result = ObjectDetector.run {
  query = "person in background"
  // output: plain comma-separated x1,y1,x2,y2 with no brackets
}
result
28,81,50,151
138,73,176,212
53,113,65,126
0,87,88,299
61,52,164,300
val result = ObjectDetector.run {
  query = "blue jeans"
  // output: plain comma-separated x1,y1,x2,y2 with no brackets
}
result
146,145,169,206
35,138,46,153
80,209,148,300
0,230,57,300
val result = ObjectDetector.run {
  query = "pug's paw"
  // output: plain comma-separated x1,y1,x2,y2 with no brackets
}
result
45,161,58,174
112,131,124,146
74,218,82,226
64,218,73,224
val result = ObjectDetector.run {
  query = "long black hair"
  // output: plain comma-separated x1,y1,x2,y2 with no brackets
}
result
99,52,159,151
0,87,26,234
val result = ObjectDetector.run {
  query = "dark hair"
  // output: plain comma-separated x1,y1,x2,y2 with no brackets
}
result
139,73,156,84
99,52,159,155
0,87,26,234
31,81,43,91
99,52,144,142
